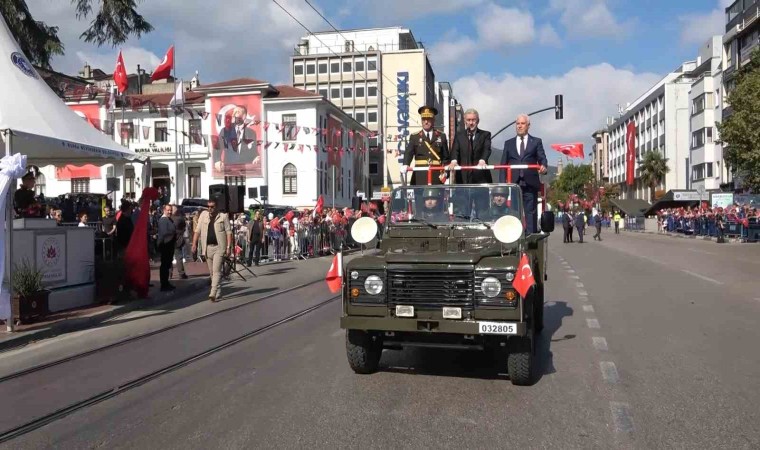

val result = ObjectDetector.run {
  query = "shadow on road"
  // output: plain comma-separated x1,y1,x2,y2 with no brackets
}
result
533,300,574,384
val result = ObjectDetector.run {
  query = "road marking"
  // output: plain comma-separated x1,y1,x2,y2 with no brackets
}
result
600,361,620,384
579,296,589,302
681,270,724,285
569,275,580,279
331,329,344,337
578,290,589,296
592,336,608,351
582,305,595,313
586,318,600,329
610,402,635,433
576,282,585,288
567,269,576,274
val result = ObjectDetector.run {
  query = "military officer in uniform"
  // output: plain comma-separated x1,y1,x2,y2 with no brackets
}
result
419,188,448,222
401,106,449,186
485,186,512,221
14,165,41,217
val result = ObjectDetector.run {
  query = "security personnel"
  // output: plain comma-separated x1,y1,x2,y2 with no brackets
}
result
419,188,448,222
401,106,449,185
486,186,511,220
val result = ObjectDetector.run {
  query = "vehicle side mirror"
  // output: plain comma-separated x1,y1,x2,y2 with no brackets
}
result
540,211,555,233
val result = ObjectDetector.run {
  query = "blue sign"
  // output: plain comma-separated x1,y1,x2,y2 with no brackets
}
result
11,52,38,79
396,71,410,162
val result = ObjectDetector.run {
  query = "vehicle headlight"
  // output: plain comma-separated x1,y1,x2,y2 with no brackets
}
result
481,277,502,298
350,271,359,280
505,272,515,282
364,275,383,295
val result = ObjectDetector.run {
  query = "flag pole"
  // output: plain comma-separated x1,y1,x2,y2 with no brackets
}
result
173,43,179,205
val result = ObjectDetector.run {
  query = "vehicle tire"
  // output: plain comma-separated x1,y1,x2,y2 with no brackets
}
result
346,330,382,374
534,284,544,335
507,336,534,386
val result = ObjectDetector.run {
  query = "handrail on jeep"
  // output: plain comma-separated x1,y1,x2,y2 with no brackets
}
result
402,164,543,185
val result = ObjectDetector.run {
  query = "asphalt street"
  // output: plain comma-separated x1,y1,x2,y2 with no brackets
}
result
2,230,759,449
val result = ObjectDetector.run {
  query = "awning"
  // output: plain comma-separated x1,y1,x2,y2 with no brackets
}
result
643,190,704,215
609,198,652,217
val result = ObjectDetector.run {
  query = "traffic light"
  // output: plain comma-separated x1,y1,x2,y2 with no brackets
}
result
555,94,564,120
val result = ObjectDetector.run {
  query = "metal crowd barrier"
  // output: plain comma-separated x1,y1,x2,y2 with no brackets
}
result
664,216,759,242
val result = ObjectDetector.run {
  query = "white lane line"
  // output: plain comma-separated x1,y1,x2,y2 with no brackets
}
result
579,296,589,302
610,402,635,433
600,361,620,384
586,318,600,329
686,248,716,256
569,275,580,279
592,336,608,351
582,305,595,313
576,282,585,288
681,269,724,285
332,329,344,337
578,290,589,296
567,269,576,274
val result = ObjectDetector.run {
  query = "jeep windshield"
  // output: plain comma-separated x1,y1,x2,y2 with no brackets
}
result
389,185,522,226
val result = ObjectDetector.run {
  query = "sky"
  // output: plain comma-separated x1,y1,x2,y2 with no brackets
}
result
25,0,735,165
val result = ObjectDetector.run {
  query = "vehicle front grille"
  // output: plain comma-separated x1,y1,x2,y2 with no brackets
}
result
387,269,474,308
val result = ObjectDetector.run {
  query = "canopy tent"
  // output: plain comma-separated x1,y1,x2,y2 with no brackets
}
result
643,190,705,216
609,198,652,217
0,15,138,165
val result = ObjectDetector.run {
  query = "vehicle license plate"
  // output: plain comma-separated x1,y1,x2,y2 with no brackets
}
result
478,322,517,335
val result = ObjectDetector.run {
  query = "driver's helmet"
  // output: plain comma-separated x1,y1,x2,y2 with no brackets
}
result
423,188,442,199
490,186,509,202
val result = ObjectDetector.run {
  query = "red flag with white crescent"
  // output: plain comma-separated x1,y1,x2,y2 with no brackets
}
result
113,51,128,93
151,45,174,81
550,143,584,159
512,253,535,298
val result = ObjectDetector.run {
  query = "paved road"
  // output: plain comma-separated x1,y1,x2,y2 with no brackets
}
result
3,231,759,449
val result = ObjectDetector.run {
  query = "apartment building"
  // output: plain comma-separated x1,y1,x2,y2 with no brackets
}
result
591,129,609,183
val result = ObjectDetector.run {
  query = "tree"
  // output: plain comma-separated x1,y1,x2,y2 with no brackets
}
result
553,164,594,197
717,48,760,192
1,0,153,69
638,150,670,202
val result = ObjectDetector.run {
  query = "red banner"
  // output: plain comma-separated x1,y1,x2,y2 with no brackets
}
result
626,121,636,186
550,143,584,159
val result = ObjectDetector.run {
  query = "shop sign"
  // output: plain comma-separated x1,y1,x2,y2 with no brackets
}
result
134,143,173,155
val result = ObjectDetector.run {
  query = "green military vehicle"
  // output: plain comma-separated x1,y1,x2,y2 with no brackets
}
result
341,178,555,385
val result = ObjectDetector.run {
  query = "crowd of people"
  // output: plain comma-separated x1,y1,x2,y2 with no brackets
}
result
656,203,759,242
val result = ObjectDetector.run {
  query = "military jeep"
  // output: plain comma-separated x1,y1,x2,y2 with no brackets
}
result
341,177,555,385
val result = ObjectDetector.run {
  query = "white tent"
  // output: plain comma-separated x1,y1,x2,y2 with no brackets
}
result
0,15,137,165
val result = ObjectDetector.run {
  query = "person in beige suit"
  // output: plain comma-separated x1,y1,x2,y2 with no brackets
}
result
191,198,233,302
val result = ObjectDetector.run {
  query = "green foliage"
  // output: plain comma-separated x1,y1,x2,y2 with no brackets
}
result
638,150,670,202
553,164,594,197
717,48,760,192
11,259,44,297
1,0,153,68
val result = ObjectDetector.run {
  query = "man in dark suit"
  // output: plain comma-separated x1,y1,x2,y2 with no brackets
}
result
498,114,548,234
574,210,586,243
401,106,449,186
448,108,492,184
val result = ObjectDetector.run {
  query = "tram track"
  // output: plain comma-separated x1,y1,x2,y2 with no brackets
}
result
0,279,325,384
0,294,340,444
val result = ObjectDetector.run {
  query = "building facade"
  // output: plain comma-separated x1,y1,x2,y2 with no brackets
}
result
47,78,368,210
591,129,609,183
607,61,697,200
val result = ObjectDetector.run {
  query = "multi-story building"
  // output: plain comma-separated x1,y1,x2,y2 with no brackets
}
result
721,0,758,190
689,36,726,193
591,129,609,183
290,27,440,191
607,61,697,200
437,81,465,146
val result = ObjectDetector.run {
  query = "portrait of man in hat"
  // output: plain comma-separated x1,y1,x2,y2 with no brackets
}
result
401,106,449,186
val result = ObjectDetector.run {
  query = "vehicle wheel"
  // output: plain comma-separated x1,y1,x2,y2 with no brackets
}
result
346,330,382,374
507,336,534,386
534,285,544,335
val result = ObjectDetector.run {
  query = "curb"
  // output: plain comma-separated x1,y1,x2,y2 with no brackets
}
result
623,229,746,244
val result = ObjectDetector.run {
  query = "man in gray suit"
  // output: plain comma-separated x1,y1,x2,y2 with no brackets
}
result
498,114,547,234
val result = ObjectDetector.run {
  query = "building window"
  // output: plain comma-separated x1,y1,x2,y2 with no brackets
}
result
124,167,136,199
355,85,365,98
343,61,352,72
187,167,202,198
369,162,379,175
282,114,298,141
318,88,328,98
367,57,377,71
318,62,327,74
120,123,134,146
306,84,317,93
346,109,354,118
155,121,168,142
330,62,340,73
331,86,340,100
34,173,46,196
707,162,713,178
355,60,365,72
283,163,297,194
367,83,378,98
71,177,89,194
343,85,352,99
355,110,366,123
368,109,378,123
306,63,315,75
189,118,202,144
294,64,304,76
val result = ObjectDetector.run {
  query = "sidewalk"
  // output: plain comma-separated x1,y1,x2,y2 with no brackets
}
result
623,228,747,243
0,251,353,352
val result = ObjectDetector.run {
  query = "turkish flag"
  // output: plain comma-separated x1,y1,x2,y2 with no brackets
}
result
626,121,636,186
325,252,343,293
113,51,128,93
150,45,174,81
550,143,584,159
124,187,160,298
512,253,535,299
313,195,324,218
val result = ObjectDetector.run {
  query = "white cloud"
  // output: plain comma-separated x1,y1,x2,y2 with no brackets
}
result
476,5,535,47
452,63,661,163
548,0,633,39
347,0,485,22
75,47,161,75
678,0,734,45
538,24,562,47
428,36,478,67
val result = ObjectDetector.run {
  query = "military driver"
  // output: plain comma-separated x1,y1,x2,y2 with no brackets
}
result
486,186,512,220
419,188,448,222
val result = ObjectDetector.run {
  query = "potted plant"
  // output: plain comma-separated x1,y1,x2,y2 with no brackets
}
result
11,259,50,324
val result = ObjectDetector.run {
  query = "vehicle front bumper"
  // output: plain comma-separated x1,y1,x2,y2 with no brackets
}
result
340,316,528,337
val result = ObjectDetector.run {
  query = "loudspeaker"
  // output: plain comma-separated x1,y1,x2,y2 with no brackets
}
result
228,186,245,214
106,177,120,192
259,185,269,201
209,184,230,212
351,196,362,210
248,187,258,198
